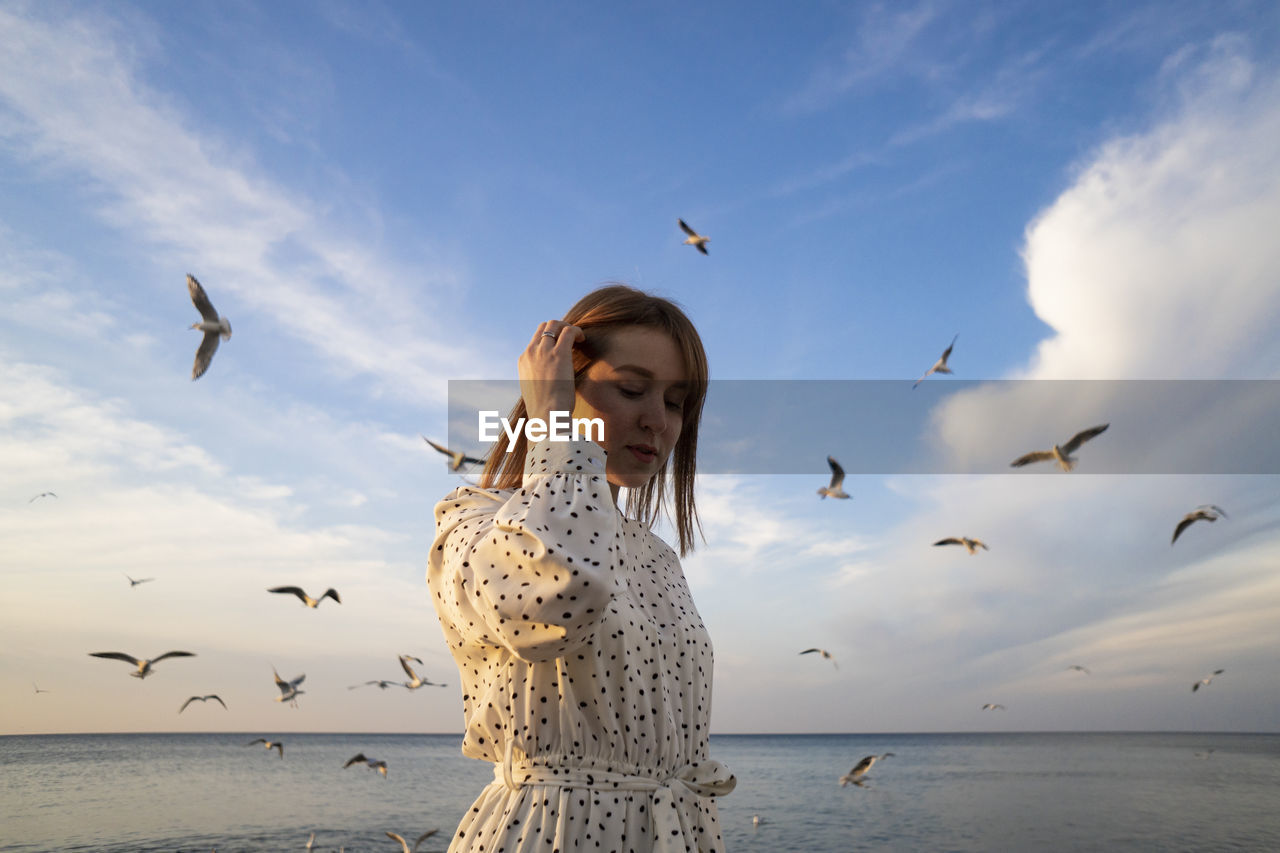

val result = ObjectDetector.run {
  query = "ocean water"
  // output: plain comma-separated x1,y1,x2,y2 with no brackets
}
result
2,732,1278,852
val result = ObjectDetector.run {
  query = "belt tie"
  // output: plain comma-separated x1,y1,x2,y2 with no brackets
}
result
497,741,735,853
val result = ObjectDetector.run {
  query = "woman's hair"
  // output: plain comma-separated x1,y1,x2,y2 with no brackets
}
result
479,284,708,555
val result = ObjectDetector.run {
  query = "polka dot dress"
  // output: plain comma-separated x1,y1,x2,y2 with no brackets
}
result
428,438,735,853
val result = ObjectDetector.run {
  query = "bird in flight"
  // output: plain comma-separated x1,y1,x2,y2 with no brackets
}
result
268,586,341,608
247,738,284,758
187,274,232,380
817,456,850,499
179,694,227,713
799,648,838,668
349,680,401,691
399,654,446,690
29,492,57,503
1066,665,1091,675
913,334,958,389
273,668,306,706
678,219,709,255
422,437,485,472
386,830,439,852
1192,669,1224,692
839,753,894,786
124,574,155,588
344,752,389,777
933,536,989,554
1010,423,1109,471
89,650,195,679
1172,505,1227,545
33,682,51,694
981,703,1006,711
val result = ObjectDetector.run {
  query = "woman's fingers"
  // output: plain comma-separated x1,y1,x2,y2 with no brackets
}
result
519,321,584,424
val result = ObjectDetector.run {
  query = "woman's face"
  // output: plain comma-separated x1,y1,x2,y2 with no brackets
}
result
571,326,688,498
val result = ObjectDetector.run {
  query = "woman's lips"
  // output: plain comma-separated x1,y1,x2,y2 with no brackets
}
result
628,445,657,463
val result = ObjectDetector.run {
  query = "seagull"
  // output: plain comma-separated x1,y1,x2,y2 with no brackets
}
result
386,830,438,852
349,680,401,691
187,274,232,381
268,586,341,608
933,536,989,554
344,752,388,777
179,694,227,713
817,456,850,499
33,682,51,694
799,648,838,669
28,492,57,503
305,833,315,851
273,668,306,706
422,437,485,472
124,573,155,588
246,737,284,758
1192,669,1224,692
678,219,709,255
88,650,195,679
1067,665,1091,675
981,703,1006,710
1172,505,1228,545
399,654,446,690
1010,424,1109,471
840,753,894,786
913,334,958,389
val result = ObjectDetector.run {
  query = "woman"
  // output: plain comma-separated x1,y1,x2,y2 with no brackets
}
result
427,285,735,853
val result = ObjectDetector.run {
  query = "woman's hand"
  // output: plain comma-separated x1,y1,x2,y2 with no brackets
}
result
518,320,585,425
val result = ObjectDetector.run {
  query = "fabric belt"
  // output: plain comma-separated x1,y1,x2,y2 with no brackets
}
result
495,740,735,853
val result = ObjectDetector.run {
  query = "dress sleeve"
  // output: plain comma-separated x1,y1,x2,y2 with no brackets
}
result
427,438,624,662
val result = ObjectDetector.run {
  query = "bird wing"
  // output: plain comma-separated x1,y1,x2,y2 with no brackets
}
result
912,366,936,389
880,752,895,759
849,755,875,774
826,456,846,489
187,275,220,322
247,738,267,745
290,673,307,688
940,334,958,363
192,331,221,380
1010,450,1054,467
413,830,440,851
179,696,197,713
799,648,822,655
268,586,308,602
933,538,962,546
1202,505,1227,518
678,218,697,237
1171,516,1197,544
1213,669,1225,675
1061,423,1109,455
274,742,284,757
209,694,227,709
696,242,708,255
399,656,421,680
386,833,411,853
89,652,141,665
423,437,453,459
321,588,341,604
972,539,989,550
151,651,196,664
344,753,367,768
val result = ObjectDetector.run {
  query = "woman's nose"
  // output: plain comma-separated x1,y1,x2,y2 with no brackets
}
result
637,394,667,434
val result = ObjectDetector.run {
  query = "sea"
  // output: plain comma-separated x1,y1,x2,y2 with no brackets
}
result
2,732,1278,852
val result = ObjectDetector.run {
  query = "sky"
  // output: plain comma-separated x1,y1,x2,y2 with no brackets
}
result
2,0,1279,736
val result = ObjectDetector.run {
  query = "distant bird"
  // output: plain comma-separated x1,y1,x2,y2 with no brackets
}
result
89,650,195,679
33,682,51,694
179,694,227,713
1172,505,1228,545
399,654,446,690
187,274,232,380
386,830,438,852
1192,669,1225,692
28,492,57,503
817,456,850,499
1010,424,1109,471
422,437,485,472
751,815,765,828
344,752,388,777
272,668,305,706
840,753,894,786
1067,665,1091,675
981,703,1006,711
349,680,400,691
799,648,838,669
913,334,958,389
246,737,284,758
124,573,155,588
268,586,341,608
678,218,709,255
933,536,988,554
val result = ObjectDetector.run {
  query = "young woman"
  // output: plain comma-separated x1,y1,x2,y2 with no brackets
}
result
427,285,735,853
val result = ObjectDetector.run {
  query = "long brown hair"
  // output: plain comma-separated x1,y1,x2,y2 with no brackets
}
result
479,284,708,555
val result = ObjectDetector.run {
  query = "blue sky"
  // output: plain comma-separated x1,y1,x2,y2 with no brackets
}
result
2,0,1279,735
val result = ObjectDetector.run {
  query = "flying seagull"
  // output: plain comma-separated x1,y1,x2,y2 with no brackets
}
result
799,648,838,669
246,737,284,758
179,694,227,713
933,536,989,554
1192,669,1225,692
349,680,401,691
839,753,894,786
1172,505,1228,545
386,830,439,852
187,274,232,381
89,650,195,679
422,437,485,472
344,752,389,777
399,654,446,690
1010,423,1109,471
817,456,850,499
913,334,958,389
124,573,155,588
1067,665,1091,675
273,668,306,706
678,219,709,255
29,492,57,503
33,682,51,694
268,586,341,608
981,703,1006,711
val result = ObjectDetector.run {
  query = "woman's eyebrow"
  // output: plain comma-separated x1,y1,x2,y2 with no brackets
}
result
615,365,688,389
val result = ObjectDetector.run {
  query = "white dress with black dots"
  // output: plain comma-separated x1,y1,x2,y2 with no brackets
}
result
427,438,735,853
